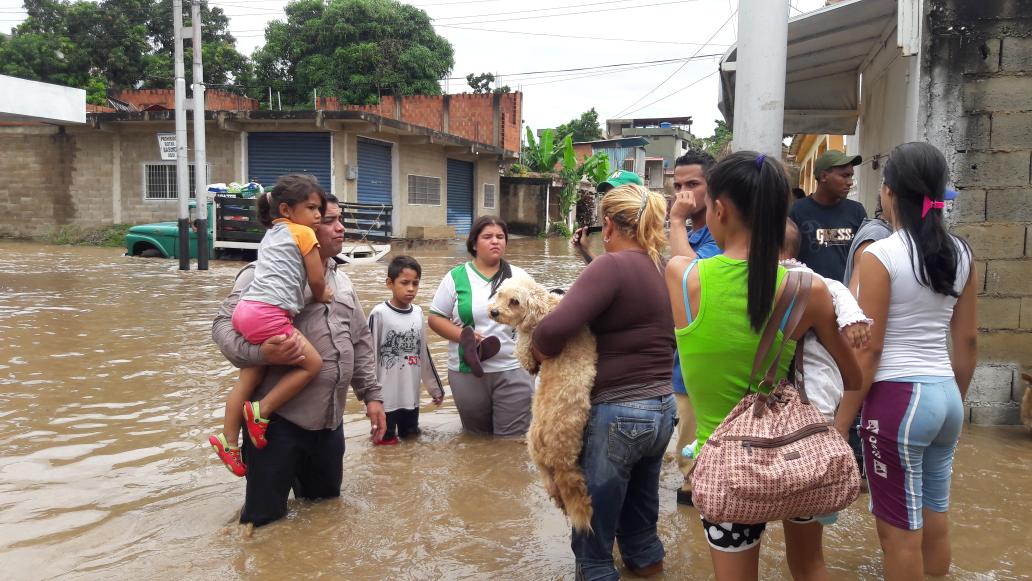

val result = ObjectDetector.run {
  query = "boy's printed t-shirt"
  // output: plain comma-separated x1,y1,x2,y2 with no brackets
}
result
429,262,528,374
790,196,868,283
368,301,443,412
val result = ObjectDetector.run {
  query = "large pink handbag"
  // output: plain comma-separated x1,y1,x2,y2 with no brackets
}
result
689,271,861,524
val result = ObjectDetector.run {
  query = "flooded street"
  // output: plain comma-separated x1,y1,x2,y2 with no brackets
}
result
0,238,1030,580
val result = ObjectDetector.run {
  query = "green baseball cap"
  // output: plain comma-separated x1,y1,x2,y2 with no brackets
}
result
597,170,644,193
814,150,862,175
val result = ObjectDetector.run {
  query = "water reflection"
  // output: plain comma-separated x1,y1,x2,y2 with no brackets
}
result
0,239,1029,580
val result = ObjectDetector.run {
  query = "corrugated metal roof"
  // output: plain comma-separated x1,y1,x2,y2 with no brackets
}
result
718,0,897,135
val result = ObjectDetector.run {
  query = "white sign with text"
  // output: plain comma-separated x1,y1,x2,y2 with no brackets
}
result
157,133,178,160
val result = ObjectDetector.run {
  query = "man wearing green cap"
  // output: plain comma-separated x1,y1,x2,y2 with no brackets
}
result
789,150,868,282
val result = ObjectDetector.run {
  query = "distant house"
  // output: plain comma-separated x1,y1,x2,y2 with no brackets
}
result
605,116,695,170
571,136,649,180
0,89,521,239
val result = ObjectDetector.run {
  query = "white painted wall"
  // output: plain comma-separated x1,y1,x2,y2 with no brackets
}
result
0,75,85,124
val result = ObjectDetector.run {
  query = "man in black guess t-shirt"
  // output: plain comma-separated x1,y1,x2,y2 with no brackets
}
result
790,150,868,282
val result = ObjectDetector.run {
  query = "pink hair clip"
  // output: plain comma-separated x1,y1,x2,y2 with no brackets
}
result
921,196,945,218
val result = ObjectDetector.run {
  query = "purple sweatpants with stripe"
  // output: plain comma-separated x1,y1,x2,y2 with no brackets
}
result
860,377,964,530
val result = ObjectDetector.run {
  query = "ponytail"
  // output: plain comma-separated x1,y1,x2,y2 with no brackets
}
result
707,152,790,332
883,142,967,296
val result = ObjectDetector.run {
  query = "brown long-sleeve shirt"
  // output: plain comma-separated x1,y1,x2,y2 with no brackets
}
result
533,249,674,402
211,260,383,431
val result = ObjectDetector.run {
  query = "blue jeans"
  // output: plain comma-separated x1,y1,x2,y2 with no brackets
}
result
573,395,677,581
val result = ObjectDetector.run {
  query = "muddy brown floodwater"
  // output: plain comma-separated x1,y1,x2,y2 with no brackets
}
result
0,238,1030,580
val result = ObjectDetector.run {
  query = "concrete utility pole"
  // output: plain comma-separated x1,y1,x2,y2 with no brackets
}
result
191,0,208,270
173,0,190,270
731,0,790,157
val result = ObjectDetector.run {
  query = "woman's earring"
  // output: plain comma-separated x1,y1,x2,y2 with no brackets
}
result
603,236,610,243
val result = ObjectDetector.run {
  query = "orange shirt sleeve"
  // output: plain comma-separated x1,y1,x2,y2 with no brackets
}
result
285,222,320,256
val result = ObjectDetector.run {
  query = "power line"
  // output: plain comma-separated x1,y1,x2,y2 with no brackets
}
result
444,0,696,26
619,69,718,118
434,0,659,21
435,24,730,47
442,56,715,80
519,55,718,87
612,7,735,118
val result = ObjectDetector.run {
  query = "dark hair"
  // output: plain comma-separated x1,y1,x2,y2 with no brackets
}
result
675,149,716,171
792,187,806,200
706,151,791,332
784,217,801,258
387,255,421,280
466,215,512,297
882,142,969,297
256,174,327,228
324,193,340,205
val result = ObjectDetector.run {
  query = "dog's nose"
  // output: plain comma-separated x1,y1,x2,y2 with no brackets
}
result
489,308,499,318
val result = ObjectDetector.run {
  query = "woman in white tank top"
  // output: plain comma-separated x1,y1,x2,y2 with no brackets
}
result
836,142,977,580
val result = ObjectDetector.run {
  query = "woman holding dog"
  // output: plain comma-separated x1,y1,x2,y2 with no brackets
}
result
836,142,976,580
666,152,861,580
533,184,676,581
428,216,535,437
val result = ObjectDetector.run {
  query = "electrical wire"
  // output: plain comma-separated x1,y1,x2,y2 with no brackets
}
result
433,0,659,21
612,7,735,118
619,69,718,118
442,0,695,26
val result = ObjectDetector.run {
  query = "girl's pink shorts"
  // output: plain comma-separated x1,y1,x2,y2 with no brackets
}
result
232,299,295,345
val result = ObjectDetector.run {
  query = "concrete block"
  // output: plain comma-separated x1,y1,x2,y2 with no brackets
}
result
969,405,1020,426
405,225,456,240
1001,37,1032,72
953,150,1031,188
952,223,1026,259
954,114,991,151
1021,297,1032,329
961,38,1000,74
978,297,1022,329
950,189,986,222
968,364,1016,403
991,112,1032,150
985,188,1032,222
977,330,1032,370
963,77,1032,112
985,259,1032,294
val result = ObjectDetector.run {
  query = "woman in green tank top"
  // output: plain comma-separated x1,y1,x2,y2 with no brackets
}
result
665,152,861,581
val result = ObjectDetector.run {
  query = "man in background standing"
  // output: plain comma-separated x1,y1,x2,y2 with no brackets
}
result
790,150,867,282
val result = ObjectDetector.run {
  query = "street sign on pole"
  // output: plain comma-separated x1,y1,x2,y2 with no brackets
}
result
157,133,177,160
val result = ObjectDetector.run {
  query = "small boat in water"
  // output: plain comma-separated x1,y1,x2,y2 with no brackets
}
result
337,242,391,265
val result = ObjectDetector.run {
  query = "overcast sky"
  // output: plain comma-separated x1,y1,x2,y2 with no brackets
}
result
0,0,827,138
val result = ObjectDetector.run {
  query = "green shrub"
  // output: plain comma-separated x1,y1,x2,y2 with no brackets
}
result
38,224,134,247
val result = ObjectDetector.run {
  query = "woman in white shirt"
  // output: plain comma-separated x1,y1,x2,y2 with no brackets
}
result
428,216,534,436
836,142,977,580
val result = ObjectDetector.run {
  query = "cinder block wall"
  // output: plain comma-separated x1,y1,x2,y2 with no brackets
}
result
927,0,1032,424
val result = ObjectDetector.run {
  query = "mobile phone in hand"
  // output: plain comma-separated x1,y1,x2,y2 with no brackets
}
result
586,225,603,235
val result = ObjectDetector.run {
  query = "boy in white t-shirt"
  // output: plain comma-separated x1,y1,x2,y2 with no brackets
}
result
367,256,444,445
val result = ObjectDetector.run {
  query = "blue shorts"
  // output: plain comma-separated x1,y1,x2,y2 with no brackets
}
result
861,375,964,530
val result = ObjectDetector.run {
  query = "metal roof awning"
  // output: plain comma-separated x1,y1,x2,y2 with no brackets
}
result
718,0,897,136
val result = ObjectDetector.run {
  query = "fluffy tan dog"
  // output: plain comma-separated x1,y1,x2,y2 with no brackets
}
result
489,275,597,532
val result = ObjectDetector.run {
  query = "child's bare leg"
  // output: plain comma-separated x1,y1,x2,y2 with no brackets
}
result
256,333,322,414
223,367,265,445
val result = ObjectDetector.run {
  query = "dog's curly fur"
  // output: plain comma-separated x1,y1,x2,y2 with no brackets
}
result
489,276,597,532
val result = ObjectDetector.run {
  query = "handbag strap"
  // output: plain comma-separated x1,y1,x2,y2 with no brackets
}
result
761,271,813,394
747,271,800,391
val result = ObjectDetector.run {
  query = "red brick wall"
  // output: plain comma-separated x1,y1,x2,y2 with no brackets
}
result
319,92,522,152
112,89,259,111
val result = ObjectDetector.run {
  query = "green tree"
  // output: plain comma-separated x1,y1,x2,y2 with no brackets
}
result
465,72,510,94
252,0,455,107
694,119,732,157
0,0,251,102
554,108,603,143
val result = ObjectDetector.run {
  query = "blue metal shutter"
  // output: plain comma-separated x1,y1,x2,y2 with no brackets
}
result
357,138,393,205
247,132,332,192
447,159,474,235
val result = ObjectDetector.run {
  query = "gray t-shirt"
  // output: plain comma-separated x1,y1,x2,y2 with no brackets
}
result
241,221,314,314
842,218,893,284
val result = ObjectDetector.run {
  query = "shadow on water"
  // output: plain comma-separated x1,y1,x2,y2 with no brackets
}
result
0,239,1029,580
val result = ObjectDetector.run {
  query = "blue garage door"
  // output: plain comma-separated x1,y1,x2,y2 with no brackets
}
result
357,138,393,205
248,132,331,192
447,159,474,235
